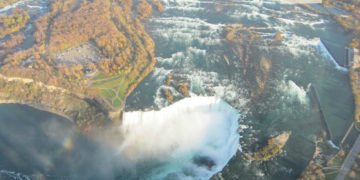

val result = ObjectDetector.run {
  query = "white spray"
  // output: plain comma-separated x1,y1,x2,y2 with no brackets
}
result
118,96,240,179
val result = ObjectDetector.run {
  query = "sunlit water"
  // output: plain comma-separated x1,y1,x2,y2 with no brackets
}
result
0,0,355,179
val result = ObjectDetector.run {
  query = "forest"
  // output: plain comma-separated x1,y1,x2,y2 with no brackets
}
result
0,0,163,131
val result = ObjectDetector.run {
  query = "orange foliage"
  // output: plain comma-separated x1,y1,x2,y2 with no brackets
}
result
137,1,153,20
87,62,96,70
0,0,157,114
152,0,165,13
1,33,25,49
48,1,113,53
0,8,30,39
34,15,50,45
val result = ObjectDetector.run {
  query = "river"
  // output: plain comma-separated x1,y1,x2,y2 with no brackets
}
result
0,0,355,179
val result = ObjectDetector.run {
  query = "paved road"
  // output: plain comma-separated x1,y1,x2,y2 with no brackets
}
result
335,135,360,180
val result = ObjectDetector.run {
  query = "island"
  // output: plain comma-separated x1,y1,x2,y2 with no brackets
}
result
244,131,292,161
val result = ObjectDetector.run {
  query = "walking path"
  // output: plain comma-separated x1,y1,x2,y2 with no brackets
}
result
0,73,68,93
335,135,360,180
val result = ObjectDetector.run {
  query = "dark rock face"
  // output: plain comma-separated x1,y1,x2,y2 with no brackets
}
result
161,88,174,101
161,74,191,102
193,156,216,170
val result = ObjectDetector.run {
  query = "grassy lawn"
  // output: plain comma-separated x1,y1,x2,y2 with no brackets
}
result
91,72,110,80
324,169,339,180
91,74,134,108
118,84,128,100
100,89,116,98
114,98,123,108
92,76,126,89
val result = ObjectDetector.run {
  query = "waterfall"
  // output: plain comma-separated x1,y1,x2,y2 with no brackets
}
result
118,96,240,179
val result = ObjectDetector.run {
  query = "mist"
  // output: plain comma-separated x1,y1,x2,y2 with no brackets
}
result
0,97,241,180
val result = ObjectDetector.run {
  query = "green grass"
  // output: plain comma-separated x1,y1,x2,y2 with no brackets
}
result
328,148,349,167
91,74,139,108
117,85,128,100
91,72,109,80
328,156,345,167
324,169,339,180
100,89,116,98
114,98,122,108
92,76,128,108
92,76,125,89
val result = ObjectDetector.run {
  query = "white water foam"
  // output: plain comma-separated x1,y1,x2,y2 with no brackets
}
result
317,40,348,72
0,0,31,14
327,140,340,150
119,96,240,180
151,17,223,46
270,34,348,73
0,170,31,180
280,80,309,104
280,35,320,57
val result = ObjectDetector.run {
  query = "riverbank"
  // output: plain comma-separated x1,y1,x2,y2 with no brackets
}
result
0,99,72,123
0,0,163,133
349,48,360,126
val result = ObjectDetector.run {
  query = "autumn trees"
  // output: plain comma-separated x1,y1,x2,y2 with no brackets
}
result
1,33,25,49
152,0,165,13
0,0,161,110
137,1,153,20
0,9,29,39
0,0,165,131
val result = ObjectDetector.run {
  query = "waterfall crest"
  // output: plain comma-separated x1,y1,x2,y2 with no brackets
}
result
119,96,240,179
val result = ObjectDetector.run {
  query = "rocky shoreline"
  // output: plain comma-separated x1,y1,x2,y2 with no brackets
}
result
244,131,292,161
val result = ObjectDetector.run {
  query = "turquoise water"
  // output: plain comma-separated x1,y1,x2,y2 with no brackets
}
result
126,0,355,179
0,0,356,179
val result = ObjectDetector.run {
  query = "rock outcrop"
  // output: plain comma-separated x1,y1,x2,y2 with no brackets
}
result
224,24,272,98
245,131,291,161
161,73,191,101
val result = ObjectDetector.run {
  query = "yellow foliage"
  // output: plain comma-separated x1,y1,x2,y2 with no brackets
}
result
152,0,165,13
1,33,25,49
0,9,30,39
136,1,153,20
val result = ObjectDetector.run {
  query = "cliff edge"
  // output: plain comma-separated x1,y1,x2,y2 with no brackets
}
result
0,0,164,132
